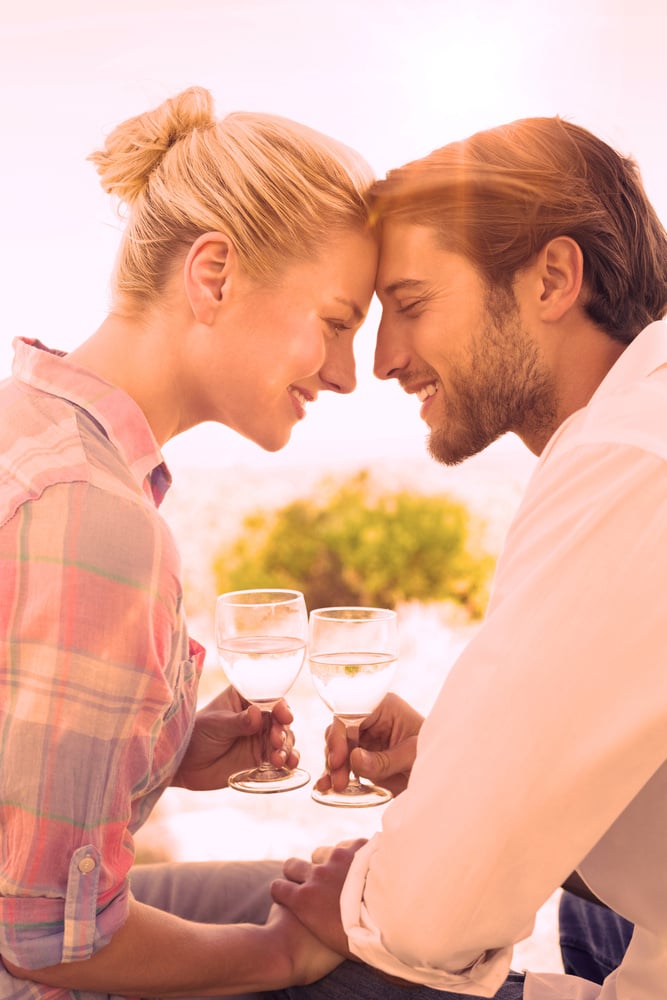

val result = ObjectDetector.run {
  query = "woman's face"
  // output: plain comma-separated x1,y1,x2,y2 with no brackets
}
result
199,228,378,451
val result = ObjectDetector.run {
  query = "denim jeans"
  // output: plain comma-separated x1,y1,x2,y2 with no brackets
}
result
267,966,525,999
558,890,634,984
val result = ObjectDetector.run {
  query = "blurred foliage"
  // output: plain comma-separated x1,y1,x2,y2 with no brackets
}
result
212,470,495,620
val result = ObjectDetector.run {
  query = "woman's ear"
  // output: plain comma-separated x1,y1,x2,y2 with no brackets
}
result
184,232,236,324
535,236,585,321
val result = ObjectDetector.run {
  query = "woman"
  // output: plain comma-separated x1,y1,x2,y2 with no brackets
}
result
0,87,376,997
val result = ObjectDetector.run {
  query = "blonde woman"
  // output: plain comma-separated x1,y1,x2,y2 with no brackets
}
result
0,87,376,997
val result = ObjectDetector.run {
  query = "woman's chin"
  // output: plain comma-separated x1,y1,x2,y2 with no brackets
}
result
249,426,293,453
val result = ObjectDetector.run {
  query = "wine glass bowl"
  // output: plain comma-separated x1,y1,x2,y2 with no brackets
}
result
215,589,310,793
308,606,398,807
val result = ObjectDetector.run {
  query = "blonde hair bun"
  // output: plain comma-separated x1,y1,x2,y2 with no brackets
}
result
90,87,373,305
89,86,215,206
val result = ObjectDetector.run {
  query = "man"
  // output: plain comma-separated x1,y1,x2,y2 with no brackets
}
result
270,117,667,999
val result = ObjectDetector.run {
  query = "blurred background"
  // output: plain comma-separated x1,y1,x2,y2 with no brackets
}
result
3,0,665,974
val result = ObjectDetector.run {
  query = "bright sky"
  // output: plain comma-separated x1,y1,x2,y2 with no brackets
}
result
2,0,666,472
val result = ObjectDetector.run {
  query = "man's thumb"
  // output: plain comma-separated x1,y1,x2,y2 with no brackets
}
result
354,739,417,780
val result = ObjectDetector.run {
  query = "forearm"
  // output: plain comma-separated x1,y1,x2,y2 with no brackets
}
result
4,898,293,997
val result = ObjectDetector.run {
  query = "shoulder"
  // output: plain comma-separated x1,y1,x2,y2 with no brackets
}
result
0,382,180,601
0,378,147,528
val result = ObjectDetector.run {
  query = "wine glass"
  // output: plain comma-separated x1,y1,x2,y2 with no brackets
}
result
215,588,310,793
308,606,398,807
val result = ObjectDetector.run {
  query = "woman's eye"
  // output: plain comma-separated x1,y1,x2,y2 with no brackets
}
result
326,319,351,336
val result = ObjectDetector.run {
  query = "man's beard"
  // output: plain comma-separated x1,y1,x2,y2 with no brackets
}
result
428,284,558,466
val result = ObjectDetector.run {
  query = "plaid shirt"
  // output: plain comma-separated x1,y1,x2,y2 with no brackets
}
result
0,339,204,994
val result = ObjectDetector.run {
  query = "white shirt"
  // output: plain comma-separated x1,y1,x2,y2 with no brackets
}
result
341,321,667,999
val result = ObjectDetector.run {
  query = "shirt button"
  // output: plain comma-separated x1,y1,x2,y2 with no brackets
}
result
78,857,96,874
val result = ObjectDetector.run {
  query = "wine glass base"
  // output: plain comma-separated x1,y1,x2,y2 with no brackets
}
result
311,781,393,808
228,766,310,794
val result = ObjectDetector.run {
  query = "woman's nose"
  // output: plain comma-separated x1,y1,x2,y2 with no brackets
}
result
319,338,357,394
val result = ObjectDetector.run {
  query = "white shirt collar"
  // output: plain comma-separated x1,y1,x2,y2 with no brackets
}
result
591,321,667,401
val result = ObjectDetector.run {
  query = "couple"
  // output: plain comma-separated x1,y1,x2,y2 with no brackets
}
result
0,86,665,1000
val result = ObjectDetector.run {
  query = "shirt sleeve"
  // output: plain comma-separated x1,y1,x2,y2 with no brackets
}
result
0,480,203,969
340,439,667,993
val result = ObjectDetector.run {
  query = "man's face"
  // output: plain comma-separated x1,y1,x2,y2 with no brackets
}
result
373,221,558,463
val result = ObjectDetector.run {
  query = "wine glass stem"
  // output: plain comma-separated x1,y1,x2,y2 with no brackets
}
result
257,708,275,769
342,718,364,790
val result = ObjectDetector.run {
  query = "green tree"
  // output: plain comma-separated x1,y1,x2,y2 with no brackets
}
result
212,471,495,619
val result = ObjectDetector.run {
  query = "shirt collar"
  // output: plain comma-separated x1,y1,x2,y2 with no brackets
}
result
12,337,172,506
539,321,667,463
590,321,667,402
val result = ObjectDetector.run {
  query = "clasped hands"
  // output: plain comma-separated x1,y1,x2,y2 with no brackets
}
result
272,693,424,966
175,685,423,973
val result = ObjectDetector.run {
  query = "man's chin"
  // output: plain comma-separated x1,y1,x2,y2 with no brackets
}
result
427,431,471,467
427,427,495,467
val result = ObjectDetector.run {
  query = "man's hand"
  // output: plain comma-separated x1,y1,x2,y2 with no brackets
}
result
172,686,299,790
316,693,424,797
270,839,368,956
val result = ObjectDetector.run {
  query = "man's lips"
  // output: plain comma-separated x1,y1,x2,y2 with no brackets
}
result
399,379,439,402
416,382,438,403
397,379,440,421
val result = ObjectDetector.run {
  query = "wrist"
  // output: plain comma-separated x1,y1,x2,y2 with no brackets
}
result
249,922,295,989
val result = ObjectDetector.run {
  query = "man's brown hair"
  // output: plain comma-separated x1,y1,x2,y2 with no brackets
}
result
370,117,667,343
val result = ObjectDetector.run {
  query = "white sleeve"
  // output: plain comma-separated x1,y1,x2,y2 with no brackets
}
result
340,441,667,994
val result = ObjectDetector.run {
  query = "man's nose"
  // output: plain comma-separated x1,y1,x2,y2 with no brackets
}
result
373,314,410,380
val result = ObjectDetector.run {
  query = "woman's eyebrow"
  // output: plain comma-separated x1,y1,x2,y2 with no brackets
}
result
333,296,365,322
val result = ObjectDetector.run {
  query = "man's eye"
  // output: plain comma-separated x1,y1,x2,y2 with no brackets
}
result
397,300,423,315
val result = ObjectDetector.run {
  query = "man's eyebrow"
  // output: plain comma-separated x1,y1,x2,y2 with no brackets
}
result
333,296,365,322
380,278,427,297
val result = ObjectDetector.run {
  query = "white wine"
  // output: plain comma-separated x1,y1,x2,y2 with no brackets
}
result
217,635,306,704
308,651,397,718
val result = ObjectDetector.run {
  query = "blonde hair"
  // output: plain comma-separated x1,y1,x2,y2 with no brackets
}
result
89,87,374,304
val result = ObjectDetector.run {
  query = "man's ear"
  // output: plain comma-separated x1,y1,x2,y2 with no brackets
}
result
535,236,585,321
184,232,236,324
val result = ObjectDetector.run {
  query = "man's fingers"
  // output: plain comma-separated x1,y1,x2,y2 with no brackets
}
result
324,717,349,770
311,838,367,865
282,856,312,883
314,771,333,792
311,845,334,864
352,737,419,781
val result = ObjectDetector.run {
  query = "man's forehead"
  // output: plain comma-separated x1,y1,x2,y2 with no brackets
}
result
376,221,440,292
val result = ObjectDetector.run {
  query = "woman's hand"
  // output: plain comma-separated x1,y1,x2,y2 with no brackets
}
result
316,692,424,797
172,686,299,790
263,901,346,986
